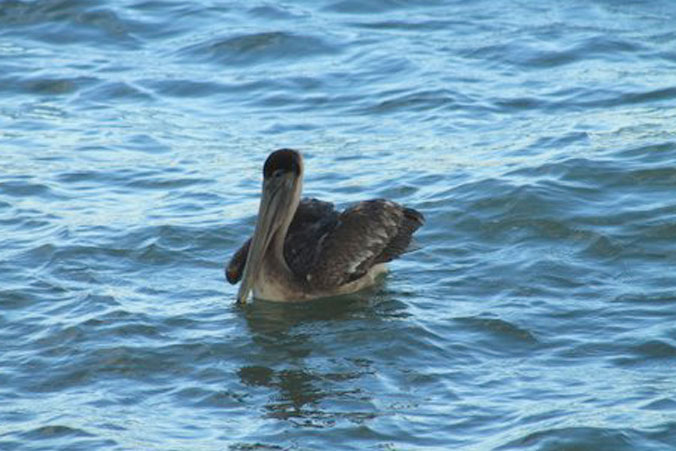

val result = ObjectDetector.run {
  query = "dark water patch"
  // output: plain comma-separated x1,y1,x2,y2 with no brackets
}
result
229,443,285,451
70,8,140,47
323,0,415,14
0,103,69,128
210,72,354,113
133,240,182,266
353,18,469,33
18,424,92,440
546,155,676,200
494,84,676,115
175,386,247,409
552,35,644,66
522,46,580,69
642,397,676,412
0,289,35,311
0,179,52,198
614,291,676,304
0,1,141,48
20,341,222,394
577,232,625,260
14,424,117,450
30,243,130,279
499,426,644,450
352,88,462,116
241,293,392,331
614,142,676,167
330,51,415,86
613,339,676,367
455,182,575,241
0,0,90,26
46,310,163,350
126,173,208,191
34,303,117,342
146,79,237,99
55,169,126,187
251,90,358,114
123,133,171,153
492,95,545,112
55,166,207,192
607,86,676,108
656,48,676,63
79,81,154,103
614,166,676,189
507,145,676,197
247,4,308,21
454,316,539,353
551,339,627,363
0,212,63,241
563,86,676,110
21,223,221,279
0,76,99,96
132,224,226,259
124,2,234,41
176,31,340,66
507,131,591,160
437,169,597,251
151,192,228,224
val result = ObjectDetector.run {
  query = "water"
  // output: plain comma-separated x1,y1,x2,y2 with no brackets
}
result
2,0,676,449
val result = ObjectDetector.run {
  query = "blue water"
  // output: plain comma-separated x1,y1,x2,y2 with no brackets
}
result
2,0,676,449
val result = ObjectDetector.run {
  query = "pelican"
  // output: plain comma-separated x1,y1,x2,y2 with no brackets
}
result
227,149,424,303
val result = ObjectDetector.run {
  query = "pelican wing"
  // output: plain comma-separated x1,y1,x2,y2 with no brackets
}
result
306,199,424,289
225,198,339,284
284,198,339,277
226,237,250,284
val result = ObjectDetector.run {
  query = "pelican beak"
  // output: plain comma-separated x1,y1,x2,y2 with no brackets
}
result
236,172,295,304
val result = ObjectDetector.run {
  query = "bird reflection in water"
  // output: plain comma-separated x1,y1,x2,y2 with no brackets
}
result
234,294,408,427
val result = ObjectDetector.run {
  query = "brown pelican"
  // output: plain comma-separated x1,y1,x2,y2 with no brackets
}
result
227,149,424,303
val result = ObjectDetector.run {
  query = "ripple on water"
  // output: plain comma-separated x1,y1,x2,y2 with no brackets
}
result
500,426,646,451
17,425,116,450
176,31,341,66
0,1,141,48
454,316,539,354
1,75,99,96
79,81,154,104
612,339,676,368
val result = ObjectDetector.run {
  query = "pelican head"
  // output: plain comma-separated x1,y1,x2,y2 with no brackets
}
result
236,149,304,304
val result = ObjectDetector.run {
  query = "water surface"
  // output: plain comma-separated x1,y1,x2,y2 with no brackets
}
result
2,0,676,449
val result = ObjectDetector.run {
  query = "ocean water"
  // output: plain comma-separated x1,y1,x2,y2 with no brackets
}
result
2,0,676,449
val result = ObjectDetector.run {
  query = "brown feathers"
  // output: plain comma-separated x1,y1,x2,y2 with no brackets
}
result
226,197,424,290
306,199,424,289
